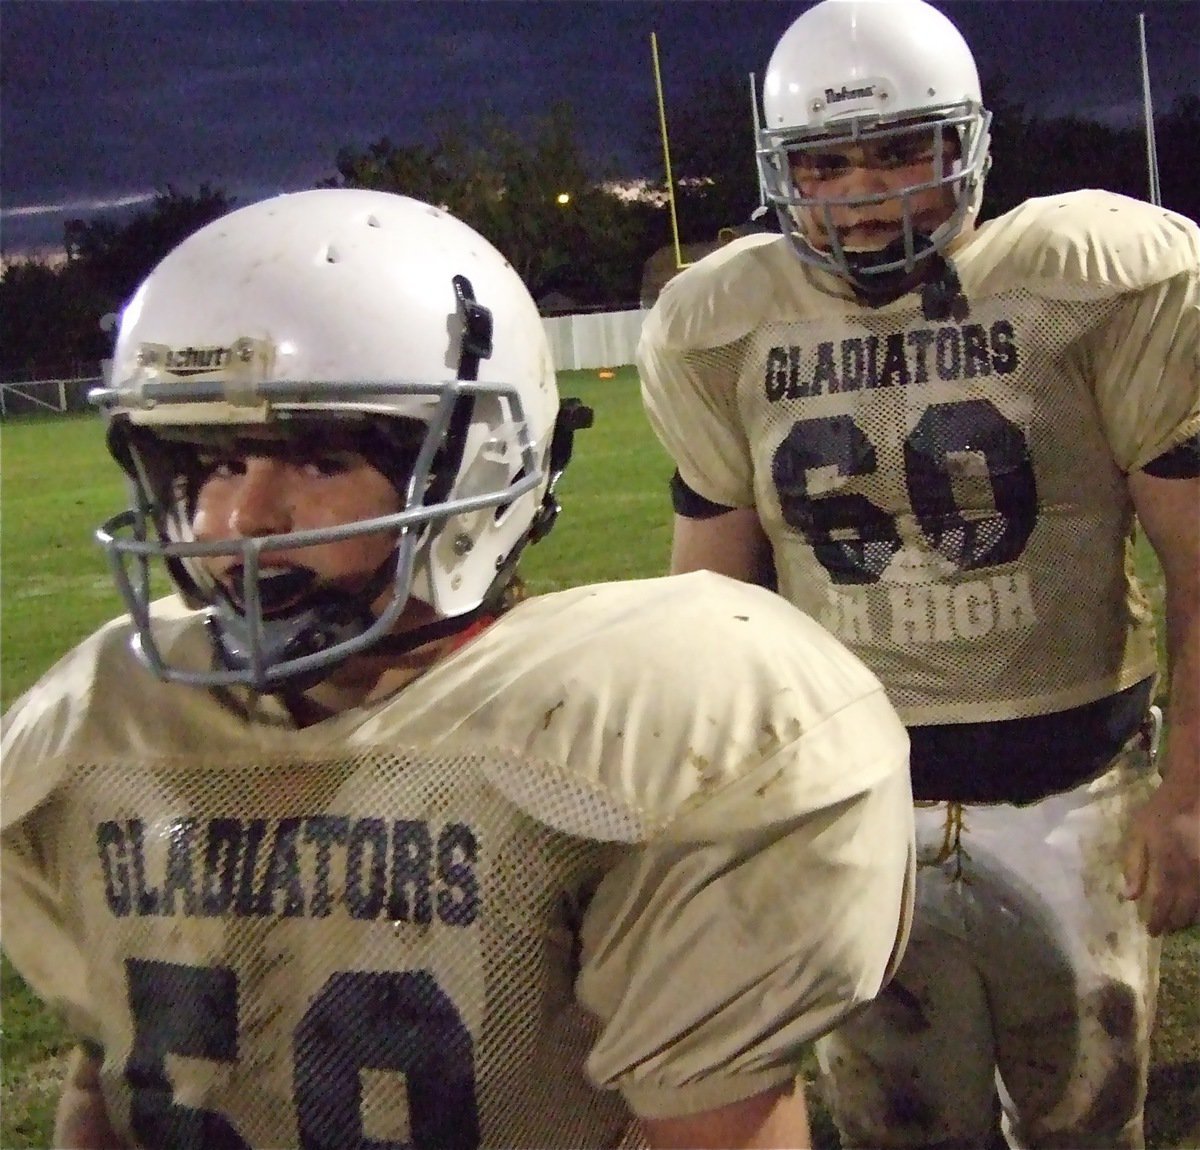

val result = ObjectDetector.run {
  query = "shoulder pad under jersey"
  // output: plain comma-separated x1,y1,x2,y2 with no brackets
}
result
404,572,906,845
965,189,1199,297
648,233,791,351
1,598,210,828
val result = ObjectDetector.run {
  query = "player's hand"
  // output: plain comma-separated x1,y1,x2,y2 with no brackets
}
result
1121,767,1200,936
53,1046,129,1149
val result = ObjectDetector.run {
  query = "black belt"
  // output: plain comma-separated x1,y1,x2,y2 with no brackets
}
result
908,677,1156,805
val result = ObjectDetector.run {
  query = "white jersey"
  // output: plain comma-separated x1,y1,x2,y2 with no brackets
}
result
640,190,1200,725
2,574,912,1147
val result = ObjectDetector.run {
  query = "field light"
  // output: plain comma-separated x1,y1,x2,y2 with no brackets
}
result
556,192,571,206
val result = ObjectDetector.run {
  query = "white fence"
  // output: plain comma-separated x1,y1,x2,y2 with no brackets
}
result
0,376,100,417
0,311,648,416
542,309,646,371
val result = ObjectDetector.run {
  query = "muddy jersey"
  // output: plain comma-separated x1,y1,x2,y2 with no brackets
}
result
640,190,1200,725
1,574,912,1148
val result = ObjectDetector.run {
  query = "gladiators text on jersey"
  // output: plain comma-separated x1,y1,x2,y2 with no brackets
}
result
764,317,1019,399
96,814,479,925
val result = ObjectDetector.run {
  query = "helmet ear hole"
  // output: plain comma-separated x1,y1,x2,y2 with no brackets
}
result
494,466,527,523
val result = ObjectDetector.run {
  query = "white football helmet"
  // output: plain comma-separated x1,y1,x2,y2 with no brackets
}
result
758,0,991,297
93,188,588,691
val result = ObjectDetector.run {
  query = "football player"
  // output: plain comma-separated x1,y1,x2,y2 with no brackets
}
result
1,188,915,1149
637,0,1200,1146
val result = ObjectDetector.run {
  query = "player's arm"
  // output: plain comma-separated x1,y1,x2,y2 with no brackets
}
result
639,1080,810,1149
2,804,126,1147
671,509,769,581
1123,464,1200,935
668,471,771,582
53,1044,128,1149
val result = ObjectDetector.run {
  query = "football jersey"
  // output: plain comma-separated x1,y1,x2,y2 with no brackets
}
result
1,574,913,1148
640,190,1200,726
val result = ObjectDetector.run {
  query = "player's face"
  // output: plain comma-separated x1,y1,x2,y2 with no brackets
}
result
189,432,404,621
789,126,958,253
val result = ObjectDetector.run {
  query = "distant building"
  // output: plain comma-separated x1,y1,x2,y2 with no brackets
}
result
537,290,581,316
639,241,721,309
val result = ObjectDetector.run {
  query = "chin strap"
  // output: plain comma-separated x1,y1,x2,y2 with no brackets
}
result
842,233,933,306
368,601,497,658
208,542,508,692
918,255,969,321
206,549,406,690
210,590,498,693
528,397,594,543
843,237,968,319
207,587,376,692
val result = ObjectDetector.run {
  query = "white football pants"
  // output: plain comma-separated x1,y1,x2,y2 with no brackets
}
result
816,724,1161,1149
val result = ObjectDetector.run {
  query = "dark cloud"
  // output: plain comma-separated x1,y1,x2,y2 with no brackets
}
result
2,0,1195,252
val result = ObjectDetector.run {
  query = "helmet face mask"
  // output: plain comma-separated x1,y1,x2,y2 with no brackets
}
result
757,0,992,299
93,189,572,692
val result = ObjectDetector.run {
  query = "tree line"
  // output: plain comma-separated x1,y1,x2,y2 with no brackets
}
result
3,80,1197,381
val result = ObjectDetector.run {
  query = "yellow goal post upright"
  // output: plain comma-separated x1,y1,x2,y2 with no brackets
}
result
650,31,689,271
650,34,771,270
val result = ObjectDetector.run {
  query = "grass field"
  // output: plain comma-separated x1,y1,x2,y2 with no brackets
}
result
1,368,1197,1147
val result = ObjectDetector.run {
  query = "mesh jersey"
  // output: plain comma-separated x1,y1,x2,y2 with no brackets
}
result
640,190,1200,725
1,574,913,1147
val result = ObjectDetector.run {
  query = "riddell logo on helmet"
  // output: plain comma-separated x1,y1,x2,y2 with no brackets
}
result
165,346,233,376
826,84,876,103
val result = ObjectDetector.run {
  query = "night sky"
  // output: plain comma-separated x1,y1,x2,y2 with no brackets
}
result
3,0,1197,253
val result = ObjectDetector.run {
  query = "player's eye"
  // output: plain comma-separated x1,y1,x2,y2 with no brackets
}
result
794,152,854,181
280,444,359,477
878,139,936,168
193,450,244,480
302,453,356,477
